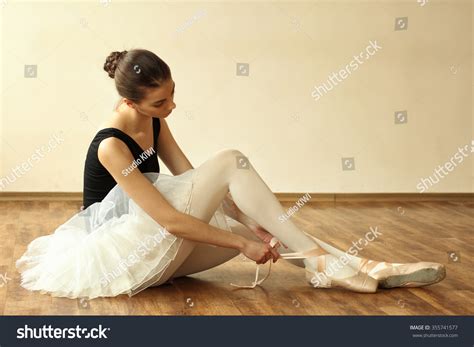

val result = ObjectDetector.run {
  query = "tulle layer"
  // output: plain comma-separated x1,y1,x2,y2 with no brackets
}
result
15,169,233,299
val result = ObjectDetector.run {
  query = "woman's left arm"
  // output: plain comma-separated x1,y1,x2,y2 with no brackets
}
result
156,118,194,175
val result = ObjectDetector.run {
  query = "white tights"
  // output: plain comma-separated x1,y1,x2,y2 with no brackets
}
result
152,149,363,286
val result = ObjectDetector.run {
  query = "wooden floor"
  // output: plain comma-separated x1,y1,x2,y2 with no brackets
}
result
0,199,472,315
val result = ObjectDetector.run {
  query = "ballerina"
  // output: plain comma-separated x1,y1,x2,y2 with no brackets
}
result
15,48,446,299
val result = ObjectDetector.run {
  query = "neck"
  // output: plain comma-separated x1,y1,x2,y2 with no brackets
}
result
116,99,152,132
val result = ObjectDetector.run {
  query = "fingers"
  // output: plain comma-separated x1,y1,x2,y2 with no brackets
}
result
256,253,270,265
259,255,270,265
254,243,281,265
256,251,267,264
269,247,280,263
264,245,280,263
259,251,271,264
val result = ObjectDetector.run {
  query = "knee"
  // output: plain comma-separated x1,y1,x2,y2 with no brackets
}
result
212,148,249,170
215,148,245,159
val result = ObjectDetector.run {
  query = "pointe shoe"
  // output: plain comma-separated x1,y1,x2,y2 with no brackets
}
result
304,253,378,293
357,258,446,288
230,237,377,292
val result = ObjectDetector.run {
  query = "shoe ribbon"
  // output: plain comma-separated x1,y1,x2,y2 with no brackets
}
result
230,237,327,289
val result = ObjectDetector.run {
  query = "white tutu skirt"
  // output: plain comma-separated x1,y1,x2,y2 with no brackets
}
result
15,169,234,299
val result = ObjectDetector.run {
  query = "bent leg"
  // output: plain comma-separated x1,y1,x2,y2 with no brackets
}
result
184,149,359,277
152,148,359,287
151,219,258,286
150,148,442,291
170,219,260,278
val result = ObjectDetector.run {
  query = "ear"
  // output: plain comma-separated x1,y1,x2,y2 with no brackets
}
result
122,98,135,109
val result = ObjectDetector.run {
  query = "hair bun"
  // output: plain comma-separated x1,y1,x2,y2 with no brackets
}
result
103,50,128,79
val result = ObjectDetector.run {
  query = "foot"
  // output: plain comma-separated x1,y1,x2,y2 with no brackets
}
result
357,258,446,288
230,237,378,292
304,253,378,293
305,253,359,280
289,232,378,293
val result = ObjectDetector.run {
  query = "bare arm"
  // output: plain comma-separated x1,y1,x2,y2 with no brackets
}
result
156,118,194,175
97,137,248,251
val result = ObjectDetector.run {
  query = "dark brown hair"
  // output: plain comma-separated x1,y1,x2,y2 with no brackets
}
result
103,48,171,103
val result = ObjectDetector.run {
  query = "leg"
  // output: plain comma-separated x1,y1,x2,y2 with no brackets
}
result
151,217,259,287
192,149,360,278
170,219,260,278
168,148,442,289
153,148,358,288
274,236,363,270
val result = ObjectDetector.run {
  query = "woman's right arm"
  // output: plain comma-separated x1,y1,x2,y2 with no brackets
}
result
97,138,280,263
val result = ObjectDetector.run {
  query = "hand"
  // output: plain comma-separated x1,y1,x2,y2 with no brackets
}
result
241,239,281,264
222,192,288,249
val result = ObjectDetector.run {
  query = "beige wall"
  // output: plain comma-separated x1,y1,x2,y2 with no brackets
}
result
0,0,472,193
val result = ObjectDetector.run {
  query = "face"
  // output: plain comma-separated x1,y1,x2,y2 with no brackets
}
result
130,78,176,118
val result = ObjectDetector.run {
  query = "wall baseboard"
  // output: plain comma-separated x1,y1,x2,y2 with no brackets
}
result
0,192,472,202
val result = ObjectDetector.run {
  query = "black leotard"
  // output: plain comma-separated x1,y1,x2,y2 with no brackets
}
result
82,117,160,209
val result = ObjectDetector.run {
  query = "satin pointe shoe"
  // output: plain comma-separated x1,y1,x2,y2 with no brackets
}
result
280,245,378,293
357,258,446,288
230,237,378,293
303,252,378,293
297,231,378,293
